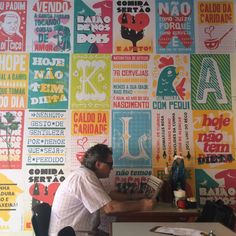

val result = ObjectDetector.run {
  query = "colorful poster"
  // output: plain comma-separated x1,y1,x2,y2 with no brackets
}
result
28,53,69,109
195,169,236,211
0,170,23,232
113,0,154,53
0,53,28,109
27,0,72,52
112,110,152,168
113,168,152,193
152,54,191,110
70,54,111,110
193,110,235,169
23,166,67,230
156,0,195,53
0,110,24,169
152,110,194,168
74,0,112,53
0,0,27,52
112,55,151,109
196,1,236,53
191,54,232,110
24,110,69,166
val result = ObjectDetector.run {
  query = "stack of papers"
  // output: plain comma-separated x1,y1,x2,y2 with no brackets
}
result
151,226,207,236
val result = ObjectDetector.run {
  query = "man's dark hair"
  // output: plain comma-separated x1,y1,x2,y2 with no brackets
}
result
81,144,112,171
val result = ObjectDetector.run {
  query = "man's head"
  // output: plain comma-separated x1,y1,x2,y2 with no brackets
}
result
81,144,113,178
0,12,20,36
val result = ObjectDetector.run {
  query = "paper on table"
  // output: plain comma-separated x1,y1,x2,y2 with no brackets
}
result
153,226,207,236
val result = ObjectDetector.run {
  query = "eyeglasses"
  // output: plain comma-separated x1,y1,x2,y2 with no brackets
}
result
102,161,113,169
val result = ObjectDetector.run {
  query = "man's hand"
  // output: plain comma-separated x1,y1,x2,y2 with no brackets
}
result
140,198,156,211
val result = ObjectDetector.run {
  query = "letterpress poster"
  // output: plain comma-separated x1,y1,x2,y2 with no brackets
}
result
74,0,112,53
196,0,236,53
113,0,154,53
0,0,27,51
28,53,69,109
191,54,232,110
156,0,195,53
0,53,28,110
193,110,235,169
112,54,151,109
112,110,152,168
0,110,24,169
70,54,111,110
27,0,73,52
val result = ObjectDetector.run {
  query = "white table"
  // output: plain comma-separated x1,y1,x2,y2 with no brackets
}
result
112,222,236,236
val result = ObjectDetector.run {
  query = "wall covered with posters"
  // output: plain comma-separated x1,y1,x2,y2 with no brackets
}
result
0,0,236,233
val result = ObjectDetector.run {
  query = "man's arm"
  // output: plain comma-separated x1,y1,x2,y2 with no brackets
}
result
101,198,155,215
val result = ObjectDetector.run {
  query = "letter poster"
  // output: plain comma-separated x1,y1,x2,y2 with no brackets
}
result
112,54,151,110
0,110,24,169
191,54,232,110
196,1,236,53
156,0,195,54
28,53,69,109
27,0,73,52
152,54,191,110
113,0,154,54
0,0,27,52
195,169,236,211
0,170,23,232
70,54,111,110
193,110,235,169
0,53,28,110
74,0,112,53
24,110,69,167
112,110,152,168
152,110,194,168
71,110,110,169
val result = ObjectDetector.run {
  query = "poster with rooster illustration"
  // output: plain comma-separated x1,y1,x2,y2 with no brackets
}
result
74,0,112,53
196,0,236,53
113,0,154,53
156,0,195,54
152,54,191,110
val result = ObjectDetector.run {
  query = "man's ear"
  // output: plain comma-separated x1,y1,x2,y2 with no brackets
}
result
95,160,101,169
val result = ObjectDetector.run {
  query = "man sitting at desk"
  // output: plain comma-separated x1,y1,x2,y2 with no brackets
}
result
49,144,154,236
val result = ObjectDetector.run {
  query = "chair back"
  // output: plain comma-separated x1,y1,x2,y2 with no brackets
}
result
31,202,51,236
58,226,76,236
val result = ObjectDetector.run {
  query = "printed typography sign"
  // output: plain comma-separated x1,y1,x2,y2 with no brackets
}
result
193,110,235,169
112,110,152,168
156,0,195,53
152,110,194,168
0,53,28,109
74,0,112,53
0,0,27,51
196,1,235,53
112,55,151,109
25,110,68,166
28,0,72,52
113,0,154,53
28,53,69,109
71,54,111,109
0,110,24,169
191,54,232,110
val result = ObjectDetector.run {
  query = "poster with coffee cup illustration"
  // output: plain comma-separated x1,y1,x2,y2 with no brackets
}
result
27,0,73,52
193,110,235,169
196,1,236,53
113,0,154,54
156,0,195,54
0,0,27,52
